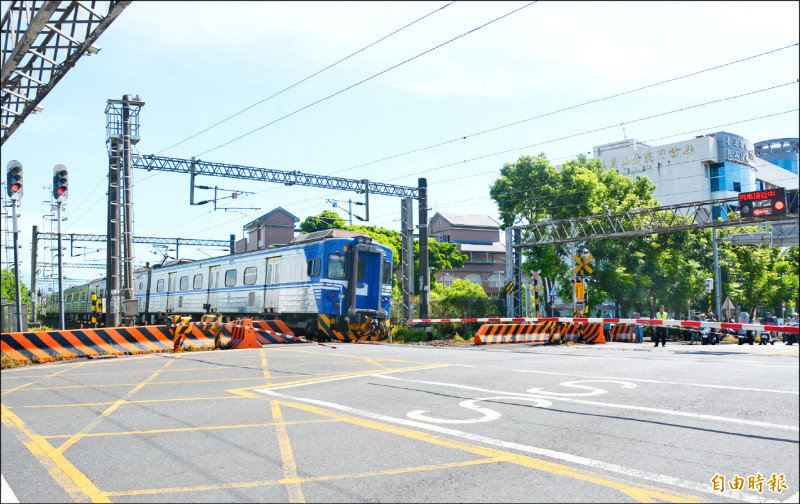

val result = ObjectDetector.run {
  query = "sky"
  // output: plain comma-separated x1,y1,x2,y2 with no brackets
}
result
2,1,799,291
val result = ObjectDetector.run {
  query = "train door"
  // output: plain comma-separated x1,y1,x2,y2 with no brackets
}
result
166,272,177,312
206,265,220,312
264,257,281,311
354,250,382,311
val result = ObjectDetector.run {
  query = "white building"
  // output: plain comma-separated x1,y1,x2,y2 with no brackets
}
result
593,131,798,219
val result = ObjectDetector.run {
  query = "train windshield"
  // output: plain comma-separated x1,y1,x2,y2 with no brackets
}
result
328,254,346,280
382,260,391,285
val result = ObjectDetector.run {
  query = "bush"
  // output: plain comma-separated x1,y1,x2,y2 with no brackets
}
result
391,326,429,343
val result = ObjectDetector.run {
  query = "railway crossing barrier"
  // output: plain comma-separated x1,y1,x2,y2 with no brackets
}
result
1,317,335,364
408,316,798,346
474,321,556,345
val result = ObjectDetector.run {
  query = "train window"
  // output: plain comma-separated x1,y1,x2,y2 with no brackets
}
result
180,276,189,290
138,282,144,291
156,279,165,293
357,257,366,281
193,274,203,289
307,258,320,277
225,269,237,287
243,267,257,285
382,261,392,285
327,254,346,280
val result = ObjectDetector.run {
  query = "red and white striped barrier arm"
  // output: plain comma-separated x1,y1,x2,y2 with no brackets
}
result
407,317,799,334
171,321,336,348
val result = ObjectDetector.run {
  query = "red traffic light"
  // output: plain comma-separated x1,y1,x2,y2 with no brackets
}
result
57,186,66,195
774,200,785,211
11,183,21,192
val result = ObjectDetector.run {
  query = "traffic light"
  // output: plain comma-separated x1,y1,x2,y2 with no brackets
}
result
6,160,23,200
53,164,68,203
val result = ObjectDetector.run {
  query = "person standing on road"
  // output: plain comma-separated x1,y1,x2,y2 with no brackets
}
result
655,305,668,347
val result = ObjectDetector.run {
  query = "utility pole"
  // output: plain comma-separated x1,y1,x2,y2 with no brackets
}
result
106,95,144,326
6,160,23,331
418,178,429,320
30,225,38,324
401,197,413,320
712,227,721,318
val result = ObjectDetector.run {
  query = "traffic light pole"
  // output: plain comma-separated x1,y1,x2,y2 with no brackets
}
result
57,202,65,330
12,199,23,332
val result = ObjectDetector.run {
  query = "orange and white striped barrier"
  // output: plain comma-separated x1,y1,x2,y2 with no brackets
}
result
169,319,336,349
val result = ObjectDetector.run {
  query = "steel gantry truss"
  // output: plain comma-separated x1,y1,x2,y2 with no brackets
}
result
510,195,799,247
35,231,234,251
132,154,429,320
504,193,800,317
133,155,420,199
1,1,130,144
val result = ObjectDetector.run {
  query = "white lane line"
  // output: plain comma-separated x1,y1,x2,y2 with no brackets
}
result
1,474,20,504
375,375,799,432
511,370,800,395
256,387,776,503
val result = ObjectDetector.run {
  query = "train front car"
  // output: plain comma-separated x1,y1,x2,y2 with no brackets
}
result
314,233,393,342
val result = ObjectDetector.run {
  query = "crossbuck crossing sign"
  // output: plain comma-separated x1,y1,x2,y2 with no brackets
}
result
573,254,593,275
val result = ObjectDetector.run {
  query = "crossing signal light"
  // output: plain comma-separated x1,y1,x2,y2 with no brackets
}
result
6,160,23,200
53,164,68,203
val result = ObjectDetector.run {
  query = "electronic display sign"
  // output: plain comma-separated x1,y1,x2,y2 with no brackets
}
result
738,187,786,217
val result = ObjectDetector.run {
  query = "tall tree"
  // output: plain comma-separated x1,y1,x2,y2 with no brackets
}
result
1,268,30,303
490,153,662,315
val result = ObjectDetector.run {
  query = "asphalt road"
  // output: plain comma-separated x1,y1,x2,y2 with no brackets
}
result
2,340,798,503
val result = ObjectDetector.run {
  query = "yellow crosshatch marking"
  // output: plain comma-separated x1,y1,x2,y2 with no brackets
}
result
1,349,703,503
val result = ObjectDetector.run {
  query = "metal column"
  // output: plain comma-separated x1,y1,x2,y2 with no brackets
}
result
401,197,413,321
418,178,429,319
11,199,23,331
106,138,121,326
121,96,135,306
57,203,65,330
30,225,38,323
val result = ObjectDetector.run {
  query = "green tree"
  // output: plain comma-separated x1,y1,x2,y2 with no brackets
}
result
300,210,345,233
490,153,664,316
442,278,488,301
1,268,30,303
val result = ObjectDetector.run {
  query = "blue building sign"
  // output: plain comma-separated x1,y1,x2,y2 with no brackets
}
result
715,132,755,168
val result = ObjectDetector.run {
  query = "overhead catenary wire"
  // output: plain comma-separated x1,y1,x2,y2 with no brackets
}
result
322,43,800,177
154,1,457,155
160,107,799,243
195,1,538,157
141,41,797,231
183,78,797,226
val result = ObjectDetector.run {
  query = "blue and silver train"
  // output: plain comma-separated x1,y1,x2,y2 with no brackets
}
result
44,230,393,340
